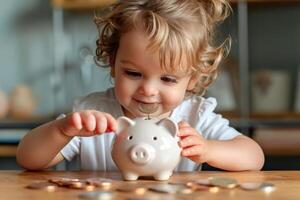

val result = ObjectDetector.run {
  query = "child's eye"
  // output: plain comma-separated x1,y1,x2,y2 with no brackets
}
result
161,76,177,83
124,70,142,78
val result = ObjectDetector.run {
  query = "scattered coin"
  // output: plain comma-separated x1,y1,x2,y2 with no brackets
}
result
86,177,113,188
148,184,193,194
186,182,210,191
78,191,115,200
116,185,147,195
49,177,81,186
26,182,57,192
209,177,238,189
194,178,211,186
239,182,263,190
260,183,275,193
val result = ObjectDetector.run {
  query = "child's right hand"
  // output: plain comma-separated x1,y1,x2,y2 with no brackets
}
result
57,110,117,137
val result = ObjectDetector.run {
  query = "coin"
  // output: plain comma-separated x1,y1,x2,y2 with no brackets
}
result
69,182,95,191
138,103,159,114
26,182,57,192
209,177,238,189
78,191,115,200
86,177,113,188
260,183,275,193
194,178,211,186
148,184,193,194
186,182,210,191
239,182,263,190
49,177,81,186
116,185,147,195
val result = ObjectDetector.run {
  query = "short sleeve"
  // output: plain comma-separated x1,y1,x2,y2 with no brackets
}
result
195,97,241,140
60,137,80,161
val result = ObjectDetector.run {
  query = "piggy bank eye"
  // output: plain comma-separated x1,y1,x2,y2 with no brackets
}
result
128,135,133,140
153,136,157,141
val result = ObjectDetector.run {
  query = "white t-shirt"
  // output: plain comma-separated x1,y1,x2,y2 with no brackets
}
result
61,87,241,171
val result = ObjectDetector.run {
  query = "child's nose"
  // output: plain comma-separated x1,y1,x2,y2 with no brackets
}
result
138,80,159,96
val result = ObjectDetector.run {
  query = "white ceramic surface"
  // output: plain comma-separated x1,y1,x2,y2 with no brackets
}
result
111,117,181,181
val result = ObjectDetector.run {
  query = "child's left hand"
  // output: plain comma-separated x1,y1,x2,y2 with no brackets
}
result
177,121,209,164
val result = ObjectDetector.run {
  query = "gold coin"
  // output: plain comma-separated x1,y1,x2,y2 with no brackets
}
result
209,177,238,189
186,182,210,191
138,103,158,114
26,182,57,192
116,185,147,195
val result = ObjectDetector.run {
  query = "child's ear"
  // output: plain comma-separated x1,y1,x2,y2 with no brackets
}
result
187,73,199,91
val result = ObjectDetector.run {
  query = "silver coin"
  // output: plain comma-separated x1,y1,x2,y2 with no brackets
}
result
138,103,159,114
194,178,211,186
78,191,114,200
26,182,57,192
260,183,275,193
239,182,263,190
209,177,238,189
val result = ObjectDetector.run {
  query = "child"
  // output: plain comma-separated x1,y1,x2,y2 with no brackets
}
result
17,0,264,171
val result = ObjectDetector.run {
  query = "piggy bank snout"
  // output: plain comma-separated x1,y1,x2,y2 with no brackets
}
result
130,143,155,165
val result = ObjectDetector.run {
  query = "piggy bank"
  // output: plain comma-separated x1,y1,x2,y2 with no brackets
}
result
111,116,181,181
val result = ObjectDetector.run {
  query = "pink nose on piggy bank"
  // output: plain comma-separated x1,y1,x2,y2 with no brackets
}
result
130,143,155,165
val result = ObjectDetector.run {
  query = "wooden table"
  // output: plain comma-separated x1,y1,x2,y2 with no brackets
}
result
1,170,300,200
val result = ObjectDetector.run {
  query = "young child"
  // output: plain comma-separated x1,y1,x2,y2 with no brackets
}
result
17,0,264,171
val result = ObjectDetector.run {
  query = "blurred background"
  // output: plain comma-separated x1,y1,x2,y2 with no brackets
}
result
0,0,299,170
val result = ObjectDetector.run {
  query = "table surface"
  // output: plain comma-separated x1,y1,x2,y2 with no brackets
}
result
1,170,300,200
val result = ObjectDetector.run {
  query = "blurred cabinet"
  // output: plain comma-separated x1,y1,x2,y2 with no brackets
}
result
212,0,300,159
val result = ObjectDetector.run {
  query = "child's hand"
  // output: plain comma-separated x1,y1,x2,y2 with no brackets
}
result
177,121,209,164
58,110,117,137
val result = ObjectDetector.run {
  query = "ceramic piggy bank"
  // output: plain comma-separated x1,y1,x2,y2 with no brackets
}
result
111,116,181,181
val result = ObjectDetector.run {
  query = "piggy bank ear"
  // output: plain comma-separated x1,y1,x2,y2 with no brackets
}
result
157,118,178,137
116,116,135,135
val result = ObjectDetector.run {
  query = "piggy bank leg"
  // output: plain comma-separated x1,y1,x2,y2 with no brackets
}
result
154,171,172,181
122,172,139,181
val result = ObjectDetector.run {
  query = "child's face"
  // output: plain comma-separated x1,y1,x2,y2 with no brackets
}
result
112,28,197,119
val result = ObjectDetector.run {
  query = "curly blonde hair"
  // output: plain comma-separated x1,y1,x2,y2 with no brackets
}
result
95,0,231,96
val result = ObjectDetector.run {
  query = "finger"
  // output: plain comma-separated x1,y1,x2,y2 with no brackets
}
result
94,113,107,134
104,113,117,132
177,126,198,137
181,145,202,157
178,135,203,148
80,112,96,132
178,121,190,128
71,112,82,130
59,112,82,136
